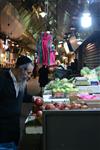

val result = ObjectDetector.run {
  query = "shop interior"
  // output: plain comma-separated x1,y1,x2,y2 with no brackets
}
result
0,0,100,150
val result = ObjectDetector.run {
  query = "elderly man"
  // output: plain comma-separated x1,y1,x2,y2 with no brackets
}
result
0,55,34,150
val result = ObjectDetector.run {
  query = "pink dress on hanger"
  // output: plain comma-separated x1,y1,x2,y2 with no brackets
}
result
42,32,53,66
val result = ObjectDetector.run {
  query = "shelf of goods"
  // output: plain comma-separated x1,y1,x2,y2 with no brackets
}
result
24,108,100,150
25,80,100,133
21,64,100,149
25,86,100,134
23,77,100,150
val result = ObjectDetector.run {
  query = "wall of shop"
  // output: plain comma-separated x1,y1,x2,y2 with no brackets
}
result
83,41,100,69
77,31,100,70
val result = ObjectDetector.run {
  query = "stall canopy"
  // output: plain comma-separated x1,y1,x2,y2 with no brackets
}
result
0,2,24,39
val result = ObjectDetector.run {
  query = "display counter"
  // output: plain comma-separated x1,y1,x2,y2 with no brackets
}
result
20,83,100,150
43,110,100,150
22,108,100,150
21,104,100,150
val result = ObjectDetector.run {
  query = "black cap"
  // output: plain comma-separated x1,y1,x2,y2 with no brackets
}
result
15,55,32,67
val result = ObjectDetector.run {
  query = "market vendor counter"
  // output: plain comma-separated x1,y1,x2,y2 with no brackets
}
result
43,109,100,150
20,106,100,150
19,83,100,149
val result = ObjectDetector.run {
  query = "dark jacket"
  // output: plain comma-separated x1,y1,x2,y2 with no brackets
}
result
0,69,32,145
38,66,49,87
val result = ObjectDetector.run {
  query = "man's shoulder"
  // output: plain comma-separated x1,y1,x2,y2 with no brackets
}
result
0,68,10,78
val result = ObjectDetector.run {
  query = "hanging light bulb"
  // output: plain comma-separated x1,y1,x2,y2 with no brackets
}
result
3,39,9,50
81,12,92,28
39,1,48,18
39,11,47,18
80,0,92,28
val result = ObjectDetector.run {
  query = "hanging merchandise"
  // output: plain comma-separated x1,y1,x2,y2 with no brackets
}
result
49,44,56,66
36,32,55,66
36,32,43,64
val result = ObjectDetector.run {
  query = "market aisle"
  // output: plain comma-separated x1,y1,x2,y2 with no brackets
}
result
27,76,41,96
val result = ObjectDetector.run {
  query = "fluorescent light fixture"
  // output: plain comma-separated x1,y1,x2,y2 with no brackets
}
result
39,11,47,18
77,39,82,45
1,53,4,58
3,44,9,49
46,31,51,34
59,41,63,44
81,12,92,28
58,44,62,48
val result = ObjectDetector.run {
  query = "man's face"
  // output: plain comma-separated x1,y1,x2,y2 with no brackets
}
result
18,63,34,81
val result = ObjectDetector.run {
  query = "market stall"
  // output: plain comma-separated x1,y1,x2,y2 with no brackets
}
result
20,66,100,150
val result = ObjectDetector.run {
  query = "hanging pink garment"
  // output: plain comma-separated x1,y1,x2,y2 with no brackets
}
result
42,32,52,66
50,51,56,65
42,32,49,66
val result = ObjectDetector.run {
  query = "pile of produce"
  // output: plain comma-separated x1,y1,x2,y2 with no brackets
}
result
80,67,99,84
45,78,78,98
80,67,91,77
32,97,88,124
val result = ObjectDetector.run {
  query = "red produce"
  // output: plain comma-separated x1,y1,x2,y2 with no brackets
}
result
65,104,71,109
55,103,65,110
45,103,55,110
76,103,82,109
36,110,43,118
34,97,43,106
64,107,69,110
33,104,44,113
71,103,80,109
54,102,58,107
81,104,88,109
